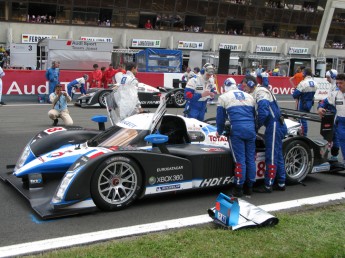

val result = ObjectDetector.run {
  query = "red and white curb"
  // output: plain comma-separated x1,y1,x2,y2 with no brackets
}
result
1,192,345,258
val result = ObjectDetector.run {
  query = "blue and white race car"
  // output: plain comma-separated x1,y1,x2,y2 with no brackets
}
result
1,92,336,219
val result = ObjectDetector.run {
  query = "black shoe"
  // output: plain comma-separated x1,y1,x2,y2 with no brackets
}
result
52,119,58,126
253,185,272,193
232,186,243,198
273,184,286,191
0,101,6,105
243,185,253,196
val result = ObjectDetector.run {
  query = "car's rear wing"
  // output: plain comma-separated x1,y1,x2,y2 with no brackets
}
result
280,108,335,142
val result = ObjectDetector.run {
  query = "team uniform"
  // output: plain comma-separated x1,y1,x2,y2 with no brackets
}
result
292,75,317,136
318,90,345,161
216,84,256,190
113,71,141,121
0,67,4,105
67,77,87,99
46,67,60,95
184,74,216,121
252,87,287,187
261,70,269,87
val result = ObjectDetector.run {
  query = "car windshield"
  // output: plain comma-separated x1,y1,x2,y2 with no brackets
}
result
87,126,149,147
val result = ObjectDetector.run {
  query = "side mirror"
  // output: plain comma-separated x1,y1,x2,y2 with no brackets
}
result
91,115,108,131
145,134,169,154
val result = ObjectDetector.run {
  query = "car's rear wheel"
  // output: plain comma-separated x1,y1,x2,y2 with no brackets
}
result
173,90,186,108
283,140,312,184
98,91,110,108
90,156,143,211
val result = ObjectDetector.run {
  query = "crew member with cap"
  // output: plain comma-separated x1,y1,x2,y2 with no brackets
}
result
242,75,287,193
292,67,317,136
216,77,256,197
184,64,216,121
67,74,88,99
317,73,345,165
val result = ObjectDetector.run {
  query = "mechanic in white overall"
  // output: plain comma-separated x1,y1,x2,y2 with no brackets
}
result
113,62,142,122
318,73,345,165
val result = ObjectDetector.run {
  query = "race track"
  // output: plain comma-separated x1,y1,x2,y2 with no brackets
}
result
0,98,344,252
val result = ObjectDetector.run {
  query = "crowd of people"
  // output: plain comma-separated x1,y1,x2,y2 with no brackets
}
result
181,61,344,197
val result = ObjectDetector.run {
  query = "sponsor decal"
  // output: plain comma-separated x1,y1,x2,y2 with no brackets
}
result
255,45,277,53
288,47,309,55
216,211,227,224
105,156,130,164
208,135,228,142
48,150,73,158
21,33,58,43
201,148,225,152
38,157,45,162
156,174,184,183
131,39,161,48
219,43,242,51
119,120,137,128
311,163,330,173
157,166,183,172
156,184,181,191
148,176,156,185
178,41,204,50
200,176,232,187
140,101,160,104
44,127,66,135
65,40,98,51
80,36,112,42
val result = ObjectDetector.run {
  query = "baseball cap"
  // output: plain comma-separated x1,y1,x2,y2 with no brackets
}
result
224,77,236,86
204,65,214,75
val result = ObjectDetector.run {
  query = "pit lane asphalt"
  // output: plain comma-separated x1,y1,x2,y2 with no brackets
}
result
0,97,344,248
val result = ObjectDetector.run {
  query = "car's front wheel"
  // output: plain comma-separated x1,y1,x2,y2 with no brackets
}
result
283,140,312,184
98,91,110,108
173,90,186,108
90,156,143,211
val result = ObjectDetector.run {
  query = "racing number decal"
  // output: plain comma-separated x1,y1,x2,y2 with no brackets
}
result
44,127,66,135
308,81,315,87
256,161,266,178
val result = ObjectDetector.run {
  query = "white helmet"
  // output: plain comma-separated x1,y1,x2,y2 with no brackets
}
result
326,69,338,80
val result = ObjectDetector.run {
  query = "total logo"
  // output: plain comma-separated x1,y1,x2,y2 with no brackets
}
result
199,176,233,187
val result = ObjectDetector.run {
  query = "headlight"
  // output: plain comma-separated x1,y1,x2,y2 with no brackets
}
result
15,144,31,171
52,172,75,202
287,125,301,136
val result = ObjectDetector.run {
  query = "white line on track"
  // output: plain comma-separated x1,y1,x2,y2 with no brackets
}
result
0,192,344,257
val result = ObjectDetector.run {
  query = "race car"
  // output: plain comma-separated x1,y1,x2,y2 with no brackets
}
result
76,83,186,108
0,93,339,219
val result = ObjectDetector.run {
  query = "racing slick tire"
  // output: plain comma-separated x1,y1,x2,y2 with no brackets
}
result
172,90,186,108
98,91,110,108
90,156,143,211
283,140,312,184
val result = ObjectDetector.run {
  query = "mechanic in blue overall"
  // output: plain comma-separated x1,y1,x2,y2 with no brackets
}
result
292,67,317,136
242,75,287,193
184,64,216,121
325,69,340,161
67,74,88,99
317,73,345,164
216,77,256,197
46,61,60,97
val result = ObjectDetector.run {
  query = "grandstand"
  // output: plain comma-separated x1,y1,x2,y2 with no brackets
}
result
0,0,345,75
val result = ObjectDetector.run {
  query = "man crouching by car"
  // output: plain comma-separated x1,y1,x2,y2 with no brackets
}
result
48,84,73,126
